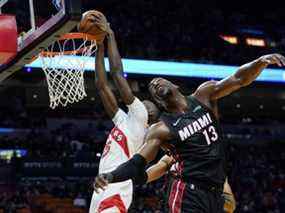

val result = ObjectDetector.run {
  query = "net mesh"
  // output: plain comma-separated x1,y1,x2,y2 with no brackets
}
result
39,35,97,109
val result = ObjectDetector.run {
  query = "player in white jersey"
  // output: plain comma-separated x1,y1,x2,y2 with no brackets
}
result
89,13,159,213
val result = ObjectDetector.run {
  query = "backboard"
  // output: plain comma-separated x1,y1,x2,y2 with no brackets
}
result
0,0,82,82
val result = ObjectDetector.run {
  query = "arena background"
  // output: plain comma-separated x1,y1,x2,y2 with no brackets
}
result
0,0,285,212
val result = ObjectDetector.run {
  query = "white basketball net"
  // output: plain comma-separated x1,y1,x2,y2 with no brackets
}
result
39,36,97,109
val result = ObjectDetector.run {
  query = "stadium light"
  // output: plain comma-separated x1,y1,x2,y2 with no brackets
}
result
220,35,238,44
246,38,266,47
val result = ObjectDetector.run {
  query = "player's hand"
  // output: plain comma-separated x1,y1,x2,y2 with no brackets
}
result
92,13,112,34
93,173,112,193
259,54,285,67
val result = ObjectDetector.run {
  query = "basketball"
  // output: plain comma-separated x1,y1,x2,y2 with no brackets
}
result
78,10,106,36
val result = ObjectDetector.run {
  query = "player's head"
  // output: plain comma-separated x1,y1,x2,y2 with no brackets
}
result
143,100,160,125
148,78,179,110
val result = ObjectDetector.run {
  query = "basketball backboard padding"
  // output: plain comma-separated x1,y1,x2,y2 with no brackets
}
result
0,15,17,64
0,0,82,82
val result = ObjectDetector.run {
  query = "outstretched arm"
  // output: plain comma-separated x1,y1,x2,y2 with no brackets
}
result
94,13,135,105
146,155,174,183
194,54,285,102
93,122,171,192
95,43,118,118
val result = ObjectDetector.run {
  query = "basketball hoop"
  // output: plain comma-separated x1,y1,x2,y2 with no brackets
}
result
39,32,105,109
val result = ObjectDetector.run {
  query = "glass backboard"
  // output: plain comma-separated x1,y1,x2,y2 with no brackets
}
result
0,0,82,81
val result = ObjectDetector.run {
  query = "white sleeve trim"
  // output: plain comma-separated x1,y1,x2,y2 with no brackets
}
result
112,108,127,126
127,97,148,126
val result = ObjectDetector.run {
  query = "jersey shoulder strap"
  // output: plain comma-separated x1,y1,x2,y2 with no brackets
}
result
188,95,214,114
160,111,181,141
187,95,200,110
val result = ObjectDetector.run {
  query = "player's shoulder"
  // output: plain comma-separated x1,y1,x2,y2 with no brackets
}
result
194,80,217,95
193,80,218,105
128,96,144,107
127,97,148,119
112,108,128,126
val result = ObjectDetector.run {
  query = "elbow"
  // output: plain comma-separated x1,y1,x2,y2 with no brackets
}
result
110,62,123,75
239,78,251,87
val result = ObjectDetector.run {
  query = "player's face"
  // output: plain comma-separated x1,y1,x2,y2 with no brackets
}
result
143,100,160,125
148,78,177,109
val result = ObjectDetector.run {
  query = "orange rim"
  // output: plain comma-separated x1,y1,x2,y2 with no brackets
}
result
37,32,106,58
58,32,106,42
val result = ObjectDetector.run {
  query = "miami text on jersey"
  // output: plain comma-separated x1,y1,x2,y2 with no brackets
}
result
178,113,213,141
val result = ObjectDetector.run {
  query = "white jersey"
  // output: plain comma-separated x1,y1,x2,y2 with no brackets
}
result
89,98,148,213
98,97,148,174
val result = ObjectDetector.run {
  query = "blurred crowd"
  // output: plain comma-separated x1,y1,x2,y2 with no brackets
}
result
228,144,285,213
3,0,285,65
0,142,285,213
83,0,285,64
0,178,90,213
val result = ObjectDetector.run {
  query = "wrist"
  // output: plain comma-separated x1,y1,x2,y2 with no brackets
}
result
257,56,270,67
106,24,113,36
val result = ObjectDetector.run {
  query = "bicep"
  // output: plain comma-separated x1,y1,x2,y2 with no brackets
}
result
195,76,243,101
98,86,119,119
138,138,162,164
212,76,243,99
138,122,171,163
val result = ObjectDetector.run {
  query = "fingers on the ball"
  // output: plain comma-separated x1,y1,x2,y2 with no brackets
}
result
276,54,285,66
275,55,282,67
87,15,96,22
272,55,282,66
93,16,102,23
88,13,100,20
97,12,104,18
92,13,104,21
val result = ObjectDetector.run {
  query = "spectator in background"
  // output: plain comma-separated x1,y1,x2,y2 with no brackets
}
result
73,193,87,208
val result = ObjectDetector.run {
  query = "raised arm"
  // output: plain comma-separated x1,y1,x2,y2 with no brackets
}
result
107,30,135,105
194,54,285,102
95,43,118,118
94,13,135,105
93,122,171,192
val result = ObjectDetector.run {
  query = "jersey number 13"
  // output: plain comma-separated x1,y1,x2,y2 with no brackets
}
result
202,125,218,145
